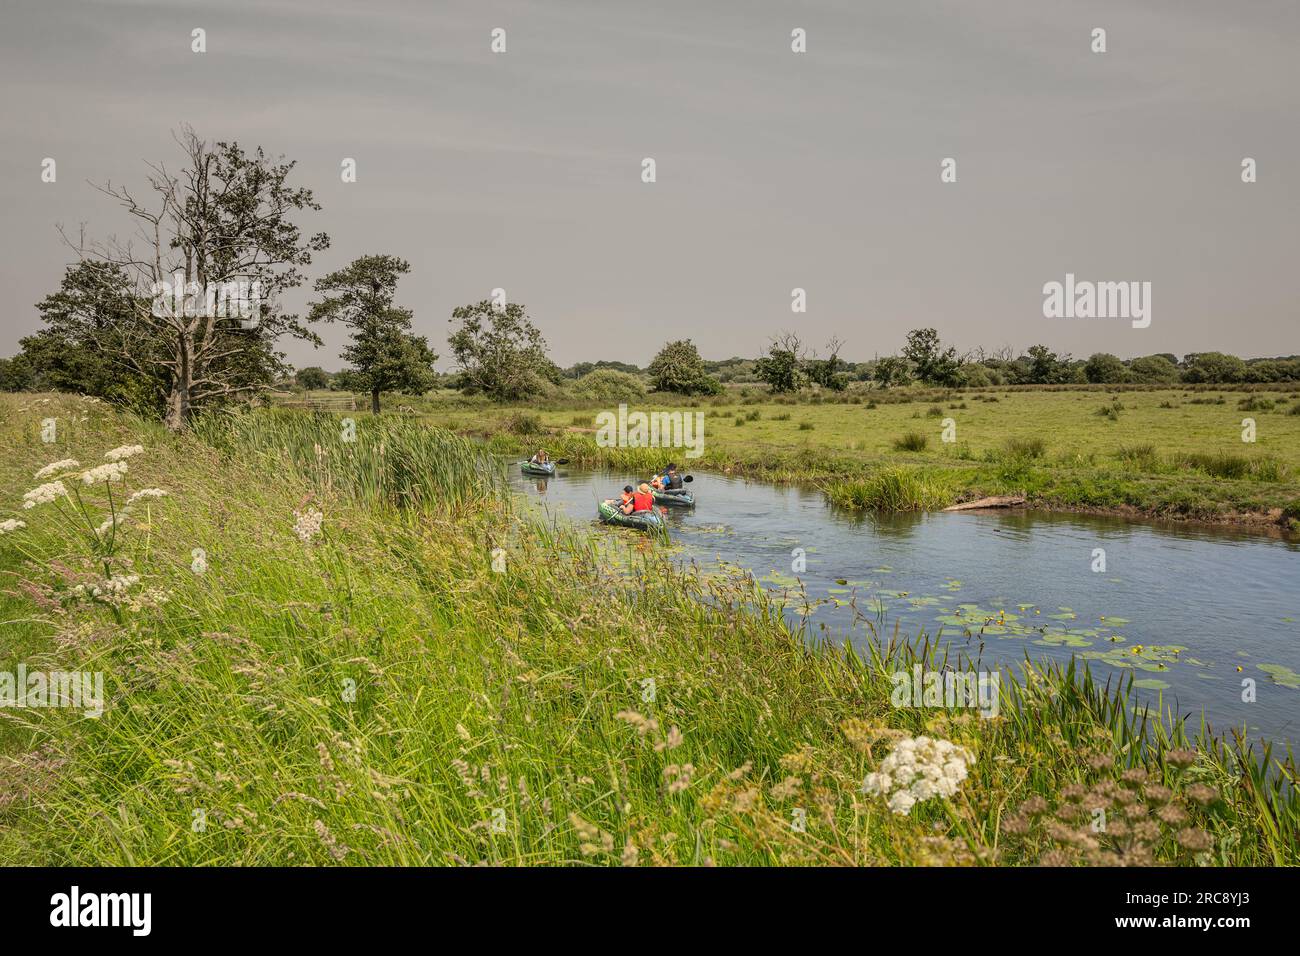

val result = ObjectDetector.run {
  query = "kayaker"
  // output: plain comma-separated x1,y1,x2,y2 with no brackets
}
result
604,485,637,515
632,483,656,512
653,463,684,493
529,449,550,466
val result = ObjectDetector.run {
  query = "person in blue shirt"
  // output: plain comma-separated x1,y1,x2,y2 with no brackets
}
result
652,463,684,493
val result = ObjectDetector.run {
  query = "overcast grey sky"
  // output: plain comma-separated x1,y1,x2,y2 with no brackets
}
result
1,0,1296,369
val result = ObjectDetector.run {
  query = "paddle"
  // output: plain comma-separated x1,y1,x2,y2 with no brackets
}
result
514,458,569,466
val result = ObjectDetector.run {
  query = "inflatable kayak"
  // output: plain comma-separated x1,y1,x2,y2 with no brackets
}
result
520,460,556,477
597,500,664,533
652,488,695,507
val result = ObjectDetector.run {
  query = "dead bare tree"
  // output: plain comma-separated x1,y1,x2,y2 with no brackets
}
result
58,126,328,430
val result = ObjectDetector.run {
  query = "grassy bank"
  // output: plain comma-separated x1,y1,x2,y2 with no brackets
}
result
398,387,1300,528
1,395,1296,865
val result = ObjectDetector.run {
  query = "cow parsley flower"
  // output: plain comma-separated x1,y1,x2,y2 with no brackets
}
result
34,459,80,479
862,735,974,816
126,488,168,504
22,480,69,509
0,519,27,534
96,513,130,536
104,444,145,461
293,508,324,544
81,461,128,485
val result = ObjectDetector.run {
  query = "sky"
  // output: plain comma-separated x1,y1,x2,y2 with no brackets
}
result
1,0,1297,370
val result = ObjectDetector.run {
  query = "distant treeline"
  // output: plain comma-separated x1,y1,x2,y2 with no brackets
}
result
5,128,1297,425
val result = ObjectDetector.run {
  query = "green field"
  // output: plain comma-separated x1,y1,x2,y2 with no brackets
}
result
378,386,1300,527
1,394,1296,866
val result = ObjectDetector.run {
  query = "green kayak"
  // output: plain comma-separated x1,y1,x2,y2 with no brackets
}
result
652,488,695,507
520,460,556,477
598,500,664,533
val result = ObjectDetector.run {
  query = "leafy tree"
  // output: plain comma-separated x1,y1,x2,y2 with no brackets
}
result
647,339,722,395
1025,344,1071,384
805,336,850,391
957,362,993,388
756,332,808,393
307,255,436,414
872,355,912,388
1244,360,1285,383
447,300,553,401
1129,354,1180,383
570,369,647,402
902,328,962,386
1084,352,1129,384
61,126,328,430
1183,352,1247,384
25,261,167,411
0,356,36,391
295,366,330,390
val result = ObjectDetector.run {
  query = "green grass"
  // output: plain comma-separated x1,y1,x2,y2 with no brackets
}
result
3,394,1296,866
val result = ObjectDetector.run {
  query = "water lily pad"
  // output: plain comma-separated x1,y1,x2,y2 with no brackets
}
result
1083,644,1187,672
1035,632,1093,648
1133,679,1170,690
1257,664,1300,689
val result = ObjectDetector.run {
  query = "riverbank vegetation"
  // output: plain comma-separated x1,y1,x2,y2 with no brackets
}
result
403,387,1300,529
1,394,1296,865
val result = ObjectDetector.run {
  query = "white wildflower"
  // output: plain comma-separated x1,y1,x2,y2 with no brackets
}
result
861,735,974,816
127,488,168,504
72,573,140,604
0,519,27,534
81,461,128,485
96,512,130,536
34,459,80,479
22,480,69,509
104,444,145,461
293,508,324,544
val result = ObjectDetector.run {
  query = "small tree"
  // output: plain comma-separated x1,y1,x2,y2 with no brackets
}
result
1084,352,1129,384
647,339,721,395
756,331,808,393
295,366,331,390
1183,352,1247,384
902,328,962,386
1129,355,1180,384
805,336,849,391
1025,344,1071,384
873,355,912,388
307,255,436,414
25,261,163,409
447,300,553,401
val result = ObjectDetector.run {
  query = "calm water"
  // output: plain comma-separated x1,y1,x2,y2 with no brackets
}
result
507,466,1300,746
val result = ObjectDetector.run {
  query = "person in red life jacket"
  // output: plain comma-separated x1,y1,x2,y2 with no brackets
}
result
632,483,655,512
604,485,637,515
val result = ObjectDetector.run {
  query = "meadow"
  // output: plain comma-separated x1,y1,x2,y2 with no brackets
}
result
353,385,1300,528
1,393,1296,865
